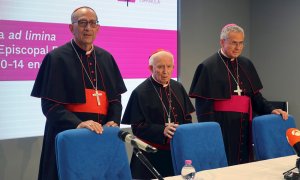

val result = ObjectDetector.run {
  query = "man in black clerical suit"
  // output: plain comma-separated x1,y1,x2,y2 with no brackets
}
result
122,50,195,179
189,23,288,166
31,6,126,180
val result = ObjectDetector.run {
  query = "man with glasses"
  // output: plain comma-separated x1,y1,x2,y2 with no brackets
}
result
31,6,126,180
189,24,288,166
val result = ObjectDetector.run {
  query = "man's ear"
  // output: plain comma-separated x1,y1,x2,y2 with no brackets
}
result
149,65,153,72
96,24,100,34
220,39,225,47
69,24,74,34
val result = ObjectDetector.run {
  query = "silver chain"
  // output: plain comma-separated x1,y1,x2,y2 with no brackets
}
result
149,78,172,123
71,40,97,90
218,51,240,86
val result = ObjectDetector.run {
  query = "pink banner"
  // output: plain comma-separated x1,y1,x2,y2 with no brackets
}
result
0,20,177,80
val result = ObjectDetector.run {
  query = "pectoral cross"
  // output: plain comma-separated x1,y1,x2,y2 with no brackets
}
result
93,89,102,106
234,85,243,96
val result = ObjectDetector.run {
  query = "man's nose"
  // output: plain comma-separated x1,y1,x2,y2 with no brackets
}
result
162,67,168,73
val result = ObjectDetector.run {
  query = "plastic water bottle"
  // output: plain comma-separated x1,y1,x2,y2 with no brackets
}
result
181,160,196,180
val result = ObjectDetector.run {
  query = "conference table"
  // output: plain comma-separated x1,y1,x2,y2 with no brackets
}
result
163,155,298,180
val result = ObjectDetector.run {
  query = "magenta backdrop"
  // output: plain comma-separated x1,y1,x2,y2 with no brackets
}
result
0,20,177,80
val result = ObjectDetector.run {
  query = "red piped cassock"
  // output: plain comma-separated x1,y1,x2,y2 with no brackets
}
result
31,40,126,180
189,51,274,166
122,77,195,179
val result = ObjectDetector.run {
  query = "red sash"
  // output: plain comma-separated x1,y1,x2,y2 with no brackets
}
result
214,95,252,120
64,88,108,115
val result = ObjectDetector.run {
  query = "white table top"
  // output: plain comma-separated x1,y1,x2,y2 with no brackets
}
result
164,155,298,180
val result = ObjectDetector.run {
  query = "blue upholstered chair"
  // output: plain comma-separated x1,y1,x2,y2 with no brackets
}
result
171,122,228,175
55,127,132,180
252,114,296,160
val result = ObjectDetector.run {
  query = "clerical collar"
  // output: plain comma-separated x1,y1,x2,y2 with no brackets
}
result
220,49,235,61
151,75,169,87
71,39,94,55
86,45,94,55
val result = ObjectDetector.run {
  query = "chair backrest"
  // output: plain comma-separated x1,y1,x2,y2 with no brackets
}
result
171,122,228,175
252,114,296,160
55,127,132,180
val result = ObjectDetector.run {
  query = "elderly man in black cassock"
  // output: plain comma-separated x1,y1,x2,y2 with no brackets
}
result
31,6,126,180
189,23,288,166
122,50,195,179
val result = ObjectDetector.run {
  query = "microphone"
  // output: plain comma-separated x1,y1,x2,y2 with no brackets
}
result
286,128,300,157
118,130,157,153
284,128,300,179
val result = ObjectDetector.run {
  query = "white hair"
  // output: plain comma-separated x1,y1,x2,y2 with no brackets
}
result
220,24,244,40
149,50,174,66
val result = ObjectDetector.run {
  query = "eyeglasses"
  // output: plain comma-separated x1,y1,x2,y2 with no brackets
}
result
226,40,244,48
72,20,99,28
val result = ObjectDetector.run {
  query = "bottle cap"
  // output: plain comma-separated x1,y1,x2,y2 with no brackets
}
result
185,160,192,165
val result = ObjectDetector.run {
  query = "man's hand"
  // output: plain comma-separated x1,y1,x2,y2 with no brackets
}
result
105,121,119,127
271,109,288,120
164,123,179,139
77,120,103,134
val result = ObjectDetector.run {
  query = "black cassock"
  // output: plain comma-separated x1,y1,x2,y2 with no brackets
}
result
122,77,195,179
189,51,274,166
31,40,126,180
